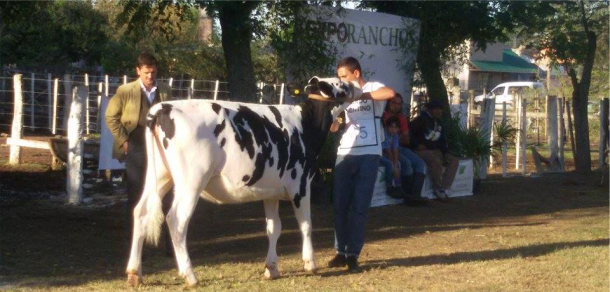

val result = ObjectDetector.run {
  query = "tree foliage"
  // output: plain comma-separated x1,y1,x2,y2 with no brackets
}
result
507,0,609,173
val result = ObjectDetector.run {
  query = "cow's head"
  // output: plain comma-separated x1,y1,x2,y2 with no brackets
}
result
305,77,362,102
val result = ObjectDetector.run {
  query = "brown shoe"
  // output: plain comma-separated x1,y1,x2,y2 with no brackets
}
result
327,254,347,268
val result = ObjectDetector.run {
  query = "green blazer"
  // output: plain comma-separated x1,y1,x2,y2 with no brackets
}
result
105,80,172,160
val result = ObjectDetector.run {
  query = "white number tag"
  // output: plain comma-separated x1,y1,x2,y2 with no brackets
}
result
340,119,377,148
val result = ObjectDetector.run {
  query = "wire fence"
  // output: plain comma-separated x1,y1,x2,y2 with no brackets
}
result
0,71,287,135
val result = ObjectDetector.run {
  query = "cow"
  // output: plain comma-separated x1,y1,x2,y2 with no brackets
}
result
126,77,362,287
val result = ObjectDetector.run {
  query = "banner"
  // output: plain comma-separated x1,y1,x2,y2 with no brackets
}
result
300,6,420,104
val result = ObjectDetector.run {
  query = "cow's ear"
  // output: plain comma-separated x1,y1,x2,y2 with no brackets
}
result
308,76,320,85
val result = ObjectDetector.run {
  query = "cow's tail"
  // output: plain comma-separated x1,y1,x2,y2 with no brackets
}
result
142,103,173,246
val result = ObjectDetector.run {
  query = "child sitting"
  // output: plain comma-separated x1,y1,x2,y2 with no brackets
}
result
380,116,410,198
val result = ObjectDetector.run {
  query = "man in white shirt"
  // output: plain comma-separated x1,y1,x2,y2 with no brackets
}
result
327,57,395,271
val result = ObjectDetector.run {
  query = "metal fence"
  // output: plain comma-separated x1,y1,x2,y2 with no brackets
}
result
0,72,286,135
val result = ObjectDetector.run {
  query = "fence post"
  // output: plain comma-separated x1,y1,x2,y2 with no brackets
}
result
104,75,109,97
97,82,103,132
85,74,90,135
47,73,52,129
62,74,72,133
213,80,219,101
9,74,23,165
521,98,527,175
566,101,576,170
30,72,35,129
169,77,173,88
52,78,59,134
558,97,565,169
188,78,195,99
123,75,127,85
502,102,507,177
546,96,560,171
479,96,495,179
467,90,475,129
67,85,87,205
516,94,522,169
279,83,285,105
599,98,609,169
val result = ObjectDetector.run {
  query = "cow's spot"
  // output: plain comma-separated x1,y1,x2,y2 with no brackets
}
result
242,175,250,182
269,157,274,167
220,138,226,148
211,103,222,114
214,120,226,137
269,106,283,128
291,169,297,179
163,138,169,149
156,104,175,139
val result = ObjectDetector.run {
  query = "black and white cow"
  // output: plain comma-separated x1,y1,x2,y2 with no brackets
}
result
126,77,361,287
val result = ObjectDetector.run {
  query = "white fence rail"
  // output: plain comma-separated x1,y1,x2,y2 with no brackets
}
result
0,72,287,135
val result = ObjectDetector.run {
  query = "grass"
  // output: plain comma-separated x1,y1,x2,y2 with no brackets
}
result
1,171,608,292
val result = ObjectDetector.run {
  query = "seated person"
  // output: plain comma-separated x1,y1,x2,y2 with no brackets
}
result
382,94,427,203
409,100,459,200
380,116,411,198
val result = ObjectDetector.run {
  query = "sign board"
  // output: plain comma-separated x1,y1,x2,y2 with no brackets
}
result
421,159,474,199
291,6,420,106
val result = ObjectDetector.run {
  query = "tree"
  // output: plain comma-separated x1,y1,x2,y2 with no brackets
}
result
511,0,609,173
362,1,508,113
117,0,260,102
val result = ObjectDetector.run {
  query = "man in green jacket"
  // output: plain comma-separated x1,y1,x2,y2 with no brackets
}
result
105,53,172,251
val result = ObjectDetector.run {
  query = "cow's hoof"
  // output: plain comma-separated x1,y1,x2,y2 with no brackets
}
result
304,260,317,274
264,265,280,280
126,272,142,287
184,272,199,288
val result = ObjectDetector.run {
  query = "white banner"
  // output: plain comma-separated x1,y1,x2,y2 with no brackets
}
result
302,6,420,103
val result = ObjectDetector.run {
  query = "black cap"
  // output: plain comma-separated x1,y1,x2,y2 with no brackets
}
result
427,100,443,109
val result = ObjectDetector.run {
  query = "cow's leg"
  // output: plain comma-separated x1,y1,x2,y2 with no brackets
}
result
166,173,209,288
291,190,317,274
126,159,173,287
263,199,282,279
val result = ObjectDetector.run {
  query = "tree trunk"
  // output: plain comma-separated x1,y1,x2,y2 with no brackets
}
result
416,21,449,113
218,3,258,102
567,7,597,173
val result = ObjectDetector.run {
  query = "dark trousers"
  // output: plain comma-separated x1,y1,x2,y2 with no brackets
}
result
124,128,173,254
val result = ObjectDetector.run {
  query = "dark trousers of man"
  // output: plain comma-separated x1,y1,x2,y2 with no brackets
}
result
125,126,173,255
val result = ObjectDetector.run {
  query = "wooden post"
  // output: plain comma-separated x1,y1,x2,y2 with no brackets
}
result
9,74,23,165
516,94,522,169
62,74,72,132
566,101,576,170
467,90,475,129
479,96,495,179
213,80,219,101
104,75,109,97
52,78,59,134
279,83,285,105
67,85,87,205
546,96,560,169
502,102,507,177
123,75,127,85
521,98,527,175
169,77,173,88
599,99,609,169
30,73,35,129
97,82,103,132
85,74,90,135
259,82,264,104
188,79,194,99
558,97,565,169
47,73,52,129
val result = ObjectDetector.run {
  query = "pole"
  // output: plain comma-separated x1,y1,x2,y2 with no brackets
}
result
521,98,527,175
169,77,173,88
85,74,90,135
213,80,219,101
516,94,522,170
189,78,194,99
67,85,86,205
30,73,35,129
502,102,507,177
47,73,52,129
279,83,285,105
123,75,127,85
104,75,109,97
62,74,72,133
9,74,23,165
558,97,565,169
566,101,576,170
52,78,58,135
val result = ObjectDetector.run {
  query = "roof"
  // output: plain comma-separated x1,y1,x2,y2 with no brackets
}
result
470,50,539,74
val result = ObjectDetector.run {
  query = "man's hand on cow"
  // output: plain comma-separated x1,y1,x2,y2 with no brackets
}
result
123,141,129,154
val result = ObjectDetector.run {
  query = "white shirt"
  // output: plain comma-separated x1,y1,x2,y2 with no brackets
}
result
337,81,387,156
139,79,158,104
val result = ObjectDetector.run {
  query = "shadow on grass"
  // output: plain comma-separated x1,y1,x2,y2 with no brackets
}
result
1,172,607,288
